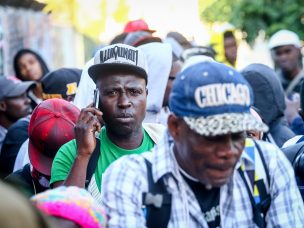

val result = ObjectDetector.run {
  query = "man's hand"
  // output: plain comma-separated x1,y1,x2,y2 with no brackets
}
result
284,94,300,124
74,107,103,158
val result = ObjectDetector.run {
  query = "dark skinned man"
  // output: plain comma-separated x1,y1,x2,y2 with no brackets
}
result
50,44,165,202
269,29,303,97
101,61,304,227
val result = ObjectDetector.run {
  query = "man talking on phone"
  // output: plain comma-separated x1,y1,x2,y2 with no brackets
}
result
50,44,165,201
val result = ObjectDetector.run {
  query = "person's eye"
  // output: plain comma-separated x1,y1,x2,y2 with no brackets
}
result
129,89,142,96
106,90,117,96
246,131,256,138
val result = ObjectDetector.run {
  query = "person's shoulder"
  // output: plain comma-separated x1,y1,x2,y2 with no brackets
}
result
59,139,77,151
5,117,29,139
143,123,166,132
8,117,30,129
103,151,151,182
254,139,282,157
109,151,152,170
255,139,279,150
54,139,77,160
143,123,166,144
5,164,31,183
254,139,294,174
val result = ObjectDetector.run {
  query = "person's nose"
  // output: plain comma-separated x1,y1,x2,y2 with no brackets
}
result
117,92,131,109
23,63,32,73
277,52,289,62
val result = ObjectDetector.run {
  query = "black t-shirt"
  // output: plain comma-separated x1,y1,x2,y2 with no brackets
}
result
181,172,221,228
5,164,48,198
0,117,30,178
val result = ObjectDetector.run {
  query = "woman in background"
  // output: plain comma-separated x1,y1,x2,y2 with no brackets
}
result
13,48,50,108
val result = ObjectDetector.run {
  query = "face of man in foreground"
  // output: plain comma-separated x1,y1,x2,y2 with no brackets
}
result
96,72,147,137
168,115,246,187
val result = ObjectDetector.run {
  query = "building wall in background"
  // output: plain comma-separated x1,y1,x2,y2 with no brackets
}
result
0,6,85,77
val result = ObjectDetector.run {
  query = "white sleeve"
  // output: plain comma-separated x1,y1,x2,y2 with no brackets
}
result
13,138,30,172
73,58,96,109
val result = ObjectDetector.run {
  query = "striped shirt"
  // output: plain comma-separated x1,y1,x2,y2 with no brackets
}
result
101,132,304,227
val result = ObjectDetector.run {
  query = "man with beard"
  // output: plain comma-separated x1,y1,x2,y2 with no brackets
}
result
50,44,165,202
101,61,304,227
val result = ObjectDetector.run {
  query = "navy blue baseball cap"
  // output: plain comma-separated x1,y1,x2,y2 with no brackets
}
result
169,61,268,136
42,68,81,100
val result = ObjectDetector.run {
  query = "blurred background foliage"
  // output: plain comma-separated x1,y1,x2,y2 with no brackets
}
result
199,0,304,44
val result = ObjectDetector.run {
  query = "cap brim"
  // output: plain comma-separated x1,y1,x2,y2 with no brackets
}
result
6,81,36,98
88,63,148,83
29,140,53,176
142,29,156,33
183,113,269,136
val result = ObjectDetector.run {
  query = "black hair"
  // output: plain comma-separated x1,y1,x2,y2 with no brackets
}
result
223,31,235,39
13,48,49,81
110,33,128,45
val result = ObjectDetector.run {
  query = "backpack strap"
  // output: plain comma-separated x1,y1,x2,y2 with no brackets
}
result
85,138,100,189
238,167,266,228
254,141,270,184
142,158,172,228
239,140,271,228
253,141,271,216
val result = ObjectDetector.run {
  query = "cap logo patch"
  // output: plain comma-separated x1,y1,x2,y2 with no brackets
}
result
194,83,250,108
100,45,138,65
66,82,78,95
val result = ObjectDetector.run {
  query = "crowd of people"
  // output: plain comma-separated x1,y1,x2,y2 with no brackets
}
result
0,18,304,227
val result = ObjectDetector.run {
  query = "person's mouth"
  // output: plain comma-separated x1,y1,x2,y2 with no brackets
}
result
115,113,134,123
205,165,235,186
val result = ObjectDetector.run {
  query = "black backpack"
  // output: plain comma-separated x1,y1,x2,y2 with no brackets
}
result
281,141,304,200
85,138,100,188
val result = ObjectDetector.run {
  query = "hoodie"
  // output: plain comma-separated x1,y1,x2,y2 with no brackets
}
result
241,63,295,147
209,24,237,68
73,58,95,109
138,42,172,124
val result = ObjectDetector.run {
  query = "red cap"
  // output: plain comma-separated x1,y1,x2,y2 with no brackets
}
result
123,19,155,33
28,98,80,176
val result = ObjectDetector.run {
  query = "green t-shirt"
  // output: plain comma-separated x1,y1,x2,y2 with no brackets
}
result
50,127,154,191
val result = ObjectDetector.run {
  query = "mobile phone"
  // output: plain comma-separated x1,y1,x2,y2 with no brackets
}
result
93,88,100,109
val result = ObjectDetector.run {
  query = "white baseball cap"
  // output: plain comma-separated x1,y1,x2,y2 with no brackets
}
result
88,43,148,83
269,29,302,49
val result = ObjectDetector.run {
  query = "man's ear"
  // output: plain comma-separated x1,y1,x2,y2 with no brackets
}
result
167,113,181,139
0,101,7,112
146,87,148,96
